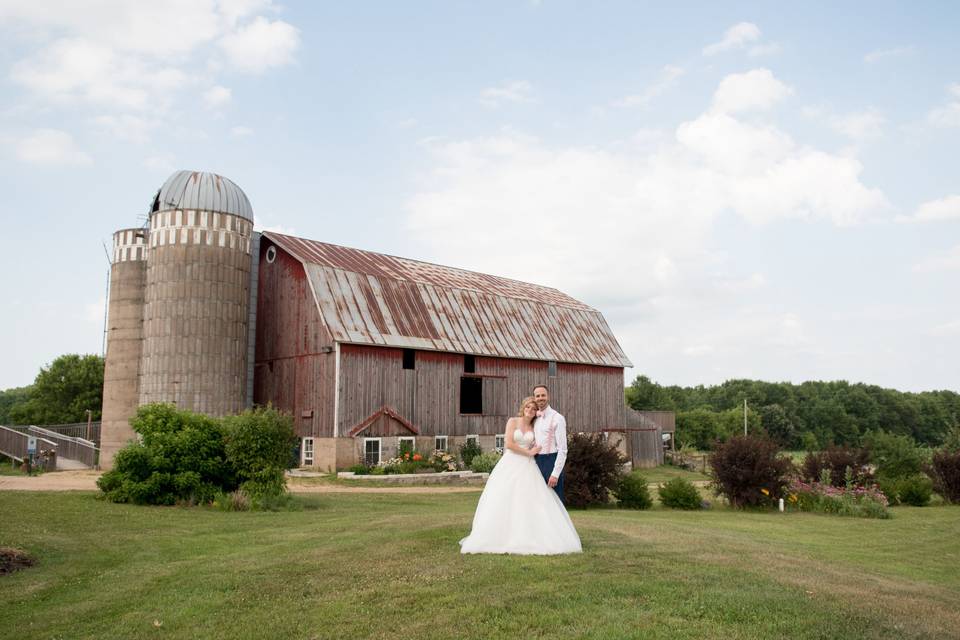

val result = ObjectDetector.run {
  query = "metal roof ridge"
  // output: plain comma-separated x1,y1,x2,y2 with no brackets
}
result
262,230,600,312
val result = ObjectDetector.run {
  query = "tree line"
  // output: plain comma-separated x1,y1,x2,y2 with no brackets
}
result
625,375,960,450
0,354,104,425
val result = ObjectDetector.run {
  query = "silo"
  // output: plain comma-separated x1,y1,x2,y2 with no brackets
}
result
138,171,254,416
100,228,148,468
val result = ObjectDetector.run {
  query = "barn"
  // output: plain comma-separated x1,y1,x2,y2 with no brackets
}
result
99,170,673,470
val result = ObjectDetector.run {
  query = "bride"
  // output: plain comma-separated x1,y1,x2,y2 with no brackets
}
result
460,397,582,555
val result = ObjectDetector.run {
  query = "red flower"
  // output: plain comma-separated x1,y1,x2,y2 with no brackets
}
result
413,453,422,461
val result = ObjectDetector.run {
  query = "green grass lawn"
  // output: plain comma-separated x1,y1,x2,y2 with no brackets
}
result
637,465,710,485
1,491,959,640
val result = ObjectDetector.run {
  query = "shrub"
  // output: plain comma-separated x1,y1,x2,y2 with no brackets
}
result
801,446,872,488
429,451,459,472
614,473,652,509
928,448,960,503
897,475,933,506
459,439,482,468
787,479,890,518
564,433,627,508
223,407,296,498
469,451,502,473
347,464,370,475
710,435,793,508
864,430,925,481
98,404,235,505
658,477,702,510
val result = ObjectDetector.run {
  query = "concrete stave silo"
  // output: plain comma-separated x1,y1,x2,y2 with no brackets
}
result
138,171,254,416
100,228,148,469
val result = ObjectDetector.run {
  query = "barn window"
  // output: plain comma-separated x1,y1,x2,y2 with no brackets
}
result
364,438,381,465
435,435,448,452
265,245,277,263
402,349,416,370
460,376,483,414
495,434,505,452
302,437,314,466
464,354,476,373
465,435,479,445
398,436,416,456
548,360,557,377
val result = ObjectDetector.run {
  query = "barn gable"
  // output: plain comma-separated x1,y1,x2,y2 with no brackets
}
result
262,231,632,368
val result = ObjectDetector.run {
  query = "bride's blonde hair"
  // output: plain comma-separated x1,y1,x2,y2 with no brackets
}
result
517,396,537,418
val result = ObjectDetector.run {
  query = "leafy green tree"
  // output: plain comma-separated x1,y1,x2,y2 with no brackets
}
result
676,408,720,450
759,403,798,448
10,354,104,424
0,386,32,425
625,375,676,411
222,407,296,498
717,406,762,442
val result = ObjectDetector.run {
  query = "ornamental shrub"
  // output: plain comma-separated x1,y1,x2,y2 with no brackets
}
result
469,451,502,473
614,472,653,510
222,406,296,499
459,439,482,468
928,448,960,503
97,403,235,505
710,435,793,508
564,433,627,508
801,446,872,488
864,430,925,481
787,479,890,518
658,477,702,510
897,475,933,506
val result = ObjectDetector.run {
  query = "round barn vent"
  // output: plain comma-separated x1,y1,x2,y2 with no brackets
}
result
265,245,277,263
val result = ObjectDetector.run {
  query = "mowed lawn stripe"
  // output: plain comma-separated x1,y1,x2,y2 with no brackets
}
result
1,492,958,639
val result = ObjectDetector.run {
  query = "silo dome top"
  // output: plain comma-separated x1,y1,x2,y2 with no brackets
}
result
150,170,253,221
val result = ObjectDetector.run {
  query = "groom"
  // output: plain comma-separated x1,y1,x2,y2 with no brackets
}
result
533,384,567,505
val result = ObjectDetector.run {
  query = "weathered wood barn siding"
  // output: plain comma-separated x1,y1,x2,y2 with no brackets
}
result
253,242,336,437
336,345,625,437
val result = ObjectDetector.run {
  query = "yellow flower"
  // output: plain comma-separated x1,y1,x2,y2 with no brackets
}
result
761,488,770,496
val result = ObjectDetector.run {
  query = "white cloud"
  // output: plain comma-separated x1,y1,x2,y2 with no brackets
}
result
710,68,793,114
829,108,885,140
864,46,914,64
914,244,960,272
748,42,782,57
703,22,761,56
479,80,536,108
230,125,254,137
406,70,887,331
928,83,960,128
613,65,685,108
92,114,160,143
203,85,232,109
16,129,92,166
144,152,176,171
219,16,300,73
898,195,960,223
930,320,960,337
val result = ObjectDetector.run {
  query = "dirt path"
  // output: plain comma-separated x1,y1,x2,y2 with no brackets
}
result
0,471,483,494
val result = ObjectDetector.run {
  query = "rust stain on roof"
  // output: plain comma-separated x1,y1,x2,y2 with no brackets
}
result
264,231,633,368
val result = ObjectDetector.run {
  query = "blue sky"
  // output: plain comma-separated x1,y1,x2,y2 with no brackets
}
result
1,1,958,392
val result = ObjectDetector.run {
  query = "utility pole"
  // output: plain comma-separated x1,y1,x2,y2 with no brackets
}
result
743,398,748,436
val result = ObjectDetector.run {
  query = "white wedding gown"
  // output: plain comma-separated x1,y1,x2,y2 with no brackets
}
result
460,429,582,555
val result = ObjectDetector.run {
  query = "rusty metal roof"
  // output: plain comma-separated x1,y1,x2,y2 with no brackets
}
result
151,170,253,220
263,231,633,368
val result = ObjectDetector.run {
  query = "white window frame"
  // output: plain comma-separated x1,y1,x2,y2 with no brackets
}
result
494,434,505,452
465,435,479,445
398,436,416,453
302,437,314,466
363,437,382,465
435,435,448,452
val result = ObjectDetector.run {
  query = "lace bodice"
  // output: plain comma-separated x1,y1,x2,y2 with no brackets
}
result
514,429,535,445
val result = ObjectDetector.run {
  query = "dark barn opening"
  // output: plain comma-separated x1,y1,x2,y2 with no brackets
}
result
402,349,416,370
460,376,483,414
464,354,476,373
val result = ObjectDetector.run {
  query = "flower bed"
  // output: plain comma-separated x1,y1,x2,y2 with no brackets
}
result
336,470,488,485
787,479,890,519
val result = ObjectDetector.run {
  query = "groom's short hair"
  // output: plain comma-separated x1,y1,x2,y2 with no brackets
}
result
533,384,549,393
